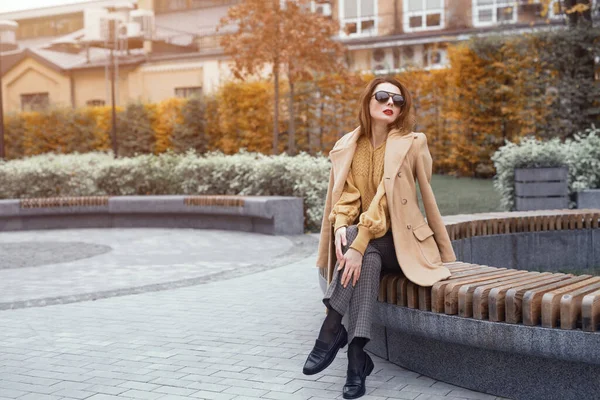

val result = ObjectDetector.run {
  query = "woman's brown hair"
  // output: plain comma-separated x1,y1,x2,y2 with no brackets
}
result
357,77,415,139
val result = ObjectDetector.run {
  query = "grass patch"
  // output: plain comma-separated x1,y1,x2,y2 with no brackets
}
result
419,174,503,216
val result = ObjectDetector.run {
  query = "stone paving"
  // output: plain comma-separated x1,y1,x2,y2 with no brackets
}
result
0,228,507,400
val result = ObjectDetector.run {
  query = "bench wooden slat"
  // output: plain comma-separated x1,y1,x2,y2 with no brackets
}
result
489,274,569,322
472,272,550,320
447,265,488,273
582,289,600,332
397,276,411,306
444,269,533,315
458,270,533,318
537,276,600,327
418,286,432,311
407,282,419,308
378,274,393,302
560,281,600,329
386,275,403,304
431,267,500,313
505,275,581,324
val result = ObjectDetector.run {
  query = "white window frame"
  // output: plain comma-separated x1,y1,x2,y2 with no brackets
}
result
472,0,518,27
175,86,203,99
339,0,378,37
403,0,445,33
422,47,448,70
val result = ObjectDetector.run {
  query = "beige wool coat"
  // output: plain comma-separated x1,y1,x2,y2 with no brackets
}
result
316,126,457,287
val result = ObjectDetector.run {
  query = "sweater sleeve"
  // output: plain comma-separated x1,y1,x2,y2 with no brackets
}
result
328,169,361,233
349,178,391,255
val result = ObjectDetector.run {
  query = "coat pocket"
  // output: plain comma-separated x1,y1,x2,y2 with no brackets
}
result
412,222,442,265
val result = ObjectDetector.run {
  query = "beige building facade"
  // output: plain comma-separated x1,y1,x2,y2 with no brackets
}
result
0,0,237,113
0,0,593,113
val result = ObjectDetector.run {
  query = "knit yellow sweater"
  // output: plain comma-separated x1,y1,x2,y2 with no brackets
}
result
328,134,391,255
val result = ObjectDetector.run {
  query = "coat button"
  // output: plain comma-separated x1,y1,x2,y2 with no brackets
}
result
402,199,407,205
407,224,411,229
397,172,402,178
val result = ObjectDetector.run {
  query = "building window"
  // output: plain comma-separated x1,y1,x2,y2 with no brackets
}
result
86,99,106,107
472,0,518,27
547,0,563,19
340,0,377,36
175,87,203,98
423,47,447,69
155,0,239,13
21,93,49,112
404,0,444,32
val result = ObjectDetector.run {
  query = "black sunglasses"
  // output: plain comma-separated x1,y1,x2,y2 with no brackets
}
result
372,91,405,106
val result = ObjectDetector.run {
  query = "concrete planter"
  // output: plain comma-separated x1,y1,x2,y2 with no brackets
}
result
514,166,569,211
577,189,600,209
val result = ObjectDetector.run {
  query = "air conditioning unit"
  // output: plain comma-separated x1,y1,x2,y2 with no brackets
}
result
131,9,155,39
126,21,141,37
84,8,109,42
315,3,332,16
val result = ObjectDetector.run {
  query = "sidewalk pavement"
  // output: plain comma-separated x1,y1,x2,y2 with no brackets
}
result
0,228,506,400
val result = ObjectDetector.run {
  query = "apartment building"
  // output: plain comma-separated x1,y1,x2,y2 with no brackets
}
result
0,0,593,113
0,0,239,113
332,0,591,73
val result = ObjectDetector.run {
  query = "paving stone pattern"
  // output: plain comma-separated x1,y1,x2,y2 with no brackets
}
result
0,229,509,400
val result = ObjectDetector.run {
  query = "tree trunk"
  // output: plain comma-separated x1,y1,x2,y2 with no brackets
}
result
273,62,280,155
272,0,281,155
287,76,295,155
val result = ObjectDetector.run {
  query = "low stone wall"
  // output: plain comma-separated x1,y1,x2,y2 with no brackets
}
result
0,195,304,235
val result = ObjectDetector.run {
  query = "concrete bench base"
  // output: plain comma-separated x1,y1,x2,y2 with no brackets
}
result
364,302,600,400
367,323,599,400
0,195,304,235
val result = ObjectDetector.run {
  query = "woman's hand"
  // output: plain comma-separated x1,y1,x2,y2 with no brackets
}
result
339,248,363,288
334,226,347,261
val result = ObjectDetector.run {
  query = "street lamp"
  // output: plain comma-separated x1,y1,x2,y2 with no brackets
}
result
0,20,18,160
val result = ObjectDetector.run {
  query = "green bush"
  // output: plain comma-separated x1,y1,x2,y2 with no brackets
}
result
0,150,330,232
117,103,155,157
172,97,208,154
491,125,600,210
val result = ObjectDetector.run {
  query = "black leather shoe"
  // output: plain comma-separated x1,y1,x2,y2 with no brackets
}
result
342,353,374,399
302,325,348,375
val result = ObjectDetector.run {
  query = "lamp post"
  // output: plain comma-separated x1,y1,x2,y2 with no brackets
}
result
0,20,18,160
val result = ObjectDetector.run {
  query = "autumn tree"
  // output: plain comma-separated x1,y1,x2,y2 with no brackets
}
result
219,0,346,155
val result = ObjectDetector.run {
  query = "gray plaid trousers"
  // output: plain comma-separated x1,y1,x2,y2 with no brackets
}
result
323,224,401,344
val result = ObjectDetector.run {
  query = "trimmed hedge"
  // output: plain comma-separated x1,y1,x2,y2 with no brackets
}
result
491,125,600,210
0,150,330,232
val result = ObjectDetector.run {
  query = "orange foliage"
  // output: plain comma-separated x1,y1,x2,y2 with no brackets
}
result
152,98,186,153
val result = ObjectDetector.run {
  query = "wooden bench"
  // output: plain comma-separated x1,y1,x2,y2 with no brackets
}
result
318,209,600,400
379,262,600,331
0,195,304,235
